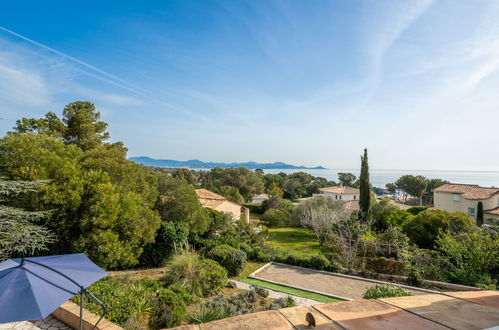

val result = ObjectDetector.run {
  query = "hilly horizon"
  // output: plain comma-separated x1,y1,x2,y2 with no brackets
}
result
129,156,327,170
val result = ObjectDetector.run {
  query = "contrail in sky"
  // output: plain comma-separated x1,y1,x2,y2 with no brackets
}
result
0,25,210,121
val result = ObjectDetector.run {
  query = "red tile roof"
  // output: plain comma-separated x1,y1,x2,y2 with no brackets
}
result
485,206,499,215
433,183,499,200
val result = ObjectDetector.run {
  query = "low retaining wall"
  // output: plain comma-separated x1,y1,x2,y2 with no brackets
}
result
51,301,123,330
342,268,482,292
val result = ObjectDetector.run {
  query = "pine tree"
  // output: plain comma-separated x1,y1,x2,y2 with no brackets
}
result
359,148,371,221
476,201,484,226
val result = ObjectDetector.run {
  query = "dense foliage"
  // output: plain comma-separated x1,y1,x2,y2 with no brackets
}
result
1,103,161,268
208,244,247,276
163,250,228,297
402,209,474,249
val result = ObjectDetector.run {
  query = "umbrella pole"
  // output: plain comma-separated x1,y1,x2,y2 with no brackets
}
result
79,290,83,330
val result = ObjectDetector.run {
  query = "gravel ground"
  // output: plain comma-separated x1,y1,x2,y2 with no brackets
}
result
254,263,428,300
230,280,321,306
0,316,71,330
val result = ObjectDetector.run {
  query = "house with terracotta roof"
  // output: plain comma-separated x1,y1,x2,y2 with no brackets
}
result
433,183,499,225
195,188,248,222
315,185,360,201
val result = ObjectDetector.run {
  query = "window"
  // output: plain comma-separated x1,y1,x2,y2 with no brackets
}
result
453,194,460,201
339,195,342,200
468,207,475,215
353,195,356,200
335,195,338,200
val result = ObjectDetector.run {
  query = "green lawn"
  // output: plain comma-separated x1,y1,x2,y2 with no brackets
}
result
266,227,320,257
242,278,342,303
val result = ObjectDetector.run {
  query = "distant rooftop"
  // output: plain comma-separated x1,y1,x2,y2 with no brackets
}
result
195,188,227,208
433,183,499,200
319,186,360,195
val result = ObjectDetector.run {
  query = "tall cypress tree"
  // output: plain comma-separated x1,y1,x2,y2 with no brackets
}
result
476,201,484,226
359,148,370,221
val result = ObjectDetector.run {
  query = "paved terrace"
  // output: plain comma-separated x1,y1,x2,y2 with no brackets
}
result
170,290,499,330
252,263,432,300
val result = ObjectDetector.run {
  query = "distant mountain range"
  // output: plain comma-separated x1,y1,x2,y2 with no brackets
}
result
129,156,326,170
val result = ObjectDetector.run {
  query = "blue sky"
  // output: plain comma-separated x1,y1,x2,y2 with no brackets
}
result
1,0,499,170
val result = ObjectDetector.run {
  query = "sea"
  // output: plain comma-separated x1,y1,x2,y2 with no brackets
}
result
253,169,499,189
187,168,499,188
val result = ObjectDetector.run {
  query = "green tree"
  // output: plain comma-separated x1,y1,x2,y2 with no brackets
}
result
402,209,474,249
217,185,244,204
0,180,54,261
422,178,448,205
436,230,498,288
359,148,371,221
395,175,428,205
14,112,66,136
62,101,110,150
156,176,210,235
338,172,358,187
370,198,413,231
140,221,189,267
476,201,484,226
2,103,161,269
204,167,264,202
385,183,397,195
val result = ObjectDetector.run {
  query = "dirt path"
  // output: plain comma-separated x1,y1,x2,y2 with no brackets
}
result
254,263,431,300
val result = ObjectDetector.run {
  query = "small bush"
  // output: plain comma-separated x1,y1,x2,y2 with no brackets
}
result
164,250,228,297
263,296,296,310
148,288,188,329
363,284,412,299
167,284,195,304
305,254,331,270
186,306,231,324
208,244,247,276
261,208,292,227
363,257,407,276
406,267,424,287
199,288,269,318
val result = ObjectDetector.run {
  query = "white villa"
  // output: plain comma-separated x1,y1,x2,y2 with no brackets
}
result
314,185,360,201
433,183,499,225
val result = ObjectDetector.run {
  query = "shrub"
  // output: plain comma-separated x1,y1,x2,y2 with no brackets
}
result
406,266,424,287
261,208,292,227
363,257,407,276
167,284,195,304
73,277,156,326
239,243,254,258
199,288,269,317
263,296,296,310
305,254,331,270
406,206,426,216
140,221,189,267
164,250,228,297
148,288,188,329
402,209,474,249
208,244,247,276
435,230,498,288
363,284,412,299
186,306,231,324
